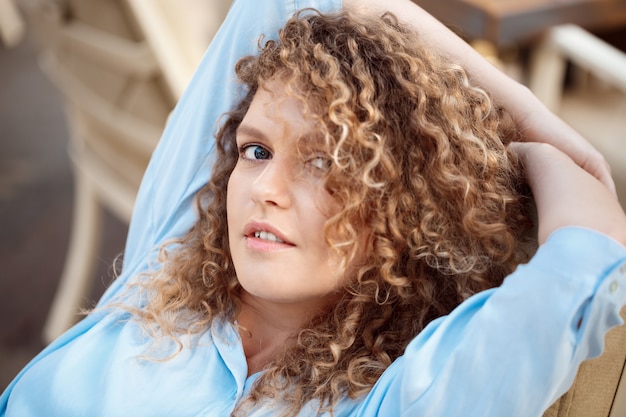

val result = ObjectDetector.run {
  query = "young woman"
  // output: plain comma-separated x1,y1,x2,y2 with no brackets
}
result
2,1,625,416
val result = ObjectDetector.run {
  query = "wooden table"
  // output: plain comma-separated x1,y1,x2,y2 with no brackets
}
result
414,0,626,47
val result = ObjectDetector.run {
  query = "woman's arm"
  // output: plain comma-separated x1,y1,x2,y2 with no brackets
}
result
358,145,626,417
343,0,616,194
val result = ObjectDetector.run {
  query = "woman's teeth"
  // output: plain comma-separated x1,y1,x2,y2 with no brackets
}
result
254,231,285,243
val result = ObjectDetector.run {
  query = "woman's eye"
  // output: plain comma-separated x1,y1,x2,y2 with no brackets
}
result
308,155,331,171
240,144,271,160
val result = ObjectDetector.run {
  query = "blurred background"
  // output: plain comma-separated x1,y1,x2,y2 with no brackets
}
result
1,0,625,398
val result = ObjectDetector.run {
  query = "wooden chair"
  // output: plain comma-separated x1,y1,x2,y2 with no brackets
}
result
21,0,173,343
125,0,231,99
529,24,626,417
529,24,626,112
0,0,25,47
22,0,231,344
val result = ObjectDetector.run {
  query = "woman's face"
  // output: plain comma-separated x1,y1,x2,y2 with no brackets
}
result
226,82,347,313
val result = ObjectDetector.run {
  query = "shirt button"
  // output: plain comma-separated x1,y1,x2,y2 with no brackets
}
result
620,263,626,275
610,281,619,294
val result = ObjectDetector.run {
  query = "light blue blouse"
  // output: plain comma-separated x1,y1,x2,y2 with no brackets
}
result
2,0,626,416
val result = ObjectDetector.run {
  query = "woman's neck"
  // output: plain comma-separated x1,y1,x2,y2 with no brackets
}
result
236,291,317,376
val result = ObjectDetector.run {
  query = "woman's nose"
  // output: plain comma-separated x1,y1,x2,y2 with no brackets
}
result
250,159,292,208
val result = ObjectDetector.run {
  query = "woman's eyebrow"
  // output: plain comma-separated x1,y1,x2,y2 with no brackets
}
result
236,124,268,141
298,132,326,149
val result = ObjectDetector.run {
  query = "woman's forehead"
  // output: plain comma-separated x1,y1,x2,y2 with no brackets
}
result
244,81,328,145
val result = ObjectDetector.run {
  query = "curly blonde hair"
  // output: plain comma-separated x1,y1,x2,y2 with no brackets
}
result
129,9,533,416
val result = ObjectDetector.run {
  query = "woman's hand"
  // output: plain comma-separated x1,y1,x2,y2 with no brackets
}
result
508,87,616,194
509,142,626,246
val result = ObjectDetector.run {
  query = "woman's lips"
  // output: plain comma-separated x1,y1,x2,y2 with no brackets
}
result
243,220,296,251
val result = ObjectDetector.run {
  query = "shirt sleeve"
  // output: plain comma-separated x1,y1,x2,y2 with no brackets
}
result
97,0,342,307
356,227,626,417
